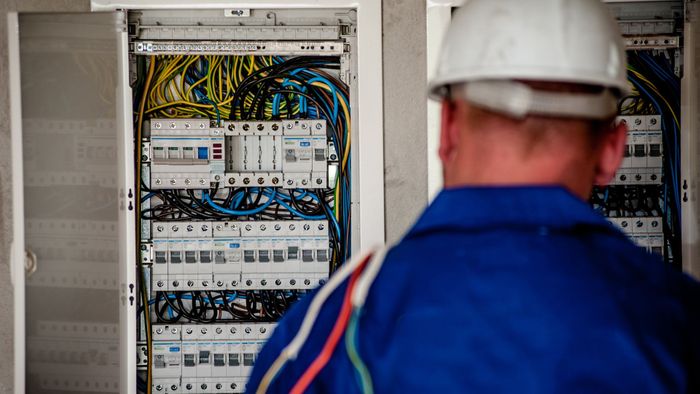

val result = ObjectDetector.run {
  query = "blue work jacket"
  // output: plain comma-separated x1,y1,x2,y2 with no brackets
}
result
248,186,700,393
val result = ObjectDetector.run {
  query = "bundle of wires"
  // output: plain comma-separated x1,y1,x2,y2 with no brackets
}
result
624,50,681,265
147,290,301,324
141,54,352,267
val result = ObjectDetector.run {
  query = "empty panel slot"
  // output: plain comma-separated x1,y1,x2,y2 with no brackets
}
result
302,249,314,262
317,249,329,262
259,250,270,263
200,250,212,263
214,354,225,367
228,353,240,366
243,353,255,367
184,354,196,367
199,351,210,364
170,251,182,264
244,250,256,263
273,249,285,262
185,251,197,263
633,144,646,157
287,246,299,260
649,144,662,157
155,251,167,264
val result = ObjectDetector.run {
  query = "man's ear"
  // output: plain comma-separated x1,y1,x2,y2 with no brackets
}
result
593,121,628,186
438,99,460,167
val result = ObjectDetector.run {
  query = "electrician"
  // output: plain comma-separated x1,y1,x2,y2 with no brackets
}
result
249,0,700,392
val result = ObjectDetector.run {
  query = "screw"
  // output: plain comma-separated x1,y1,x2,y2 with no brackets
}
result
172,225,179,232
201,384,207,390
260,225,267,231
155,385,163,391
171,327,178,334
242,124,250,131
272,177,279,184
186,384,192,390
316,178,323,185
217,280,224,287
258,177,265,185
287,179,294,185
301,179,308,186
289,224,296,231
245,224,252,231
271,124,279,131
186,225,194,232
290,279,296,285
245,327,252,334
187,280,194,287
274,224,282,231
170,179,177,185
315,122,323,130
231,383,238,390
230,327,237,334
156,225,164,232
200,179,207,185
229,177,236,185
216,225,223,231
243,178,250,185
172,385,178,391
232,280,238,286
286,123,293,129
202,225,209,231
621,221,628,228
186,328,193,334
216,327,223,334
228,124,235,131
172,281,179,287
169,122,176,129
202,280,209,287
257,124,264,131
261,280,267,286
319,279,326,285
303,224,311,231
318,224,325,231
201,328,208,334
275,279,282,285
156,281,164,288
216,384,223,390
154,122,162,129
155,179,162,185
301,123,308,129
156,328,163,334
246,280,252,286
304,279,311,285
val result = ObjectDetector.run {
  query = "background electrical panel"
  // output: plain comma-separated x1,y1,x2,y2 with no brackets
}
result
129,9,356,393
592,2,683,266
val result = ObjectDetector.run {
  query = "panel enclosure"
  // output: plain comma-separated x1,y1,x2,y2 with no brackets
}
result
123,6,380,394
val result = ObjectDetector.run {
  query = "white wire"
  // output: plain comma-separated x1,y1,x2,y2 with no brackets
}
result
256,247,379,394
351,247,388,308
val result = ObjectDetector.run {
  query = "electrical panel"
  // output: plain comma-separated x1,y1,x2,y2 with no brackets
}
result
592,2,684,265
130,8,356,394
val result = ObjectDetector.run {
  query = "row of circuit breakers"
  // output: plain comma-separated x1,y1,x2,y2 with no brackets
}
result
144,220,330,291
150,322,274,393
609,115,664,254
145,118,337,189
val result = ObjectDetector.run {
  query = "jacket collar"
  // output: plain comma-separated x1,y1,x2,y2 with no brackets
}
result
407,186,617,238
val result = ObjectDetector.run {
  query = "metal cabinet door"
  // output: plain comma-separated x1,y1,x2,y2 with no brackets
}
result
9,11,136,394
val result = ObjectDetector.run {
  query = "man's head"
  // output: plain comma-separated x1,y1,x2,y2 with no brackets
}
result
429,0,630,198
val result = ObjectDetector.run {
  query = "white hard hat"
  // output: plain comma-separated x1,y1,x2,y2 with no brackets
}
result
429,0,629,120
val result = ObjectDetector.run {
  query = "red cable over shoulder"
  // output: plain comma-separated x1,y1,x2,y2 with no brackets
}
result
289,254,372,394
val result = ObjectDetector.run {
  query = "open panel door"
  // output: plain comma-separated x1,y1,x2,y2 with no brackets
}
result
11,11,136,394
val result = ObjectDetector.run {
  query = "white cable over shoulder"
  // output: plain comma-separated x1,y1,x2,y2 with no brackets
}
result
351,247,388,308
256,247,380,394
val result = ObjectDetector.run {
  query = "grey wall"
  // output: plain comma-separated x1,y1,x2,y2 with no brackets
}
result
0,1,429,392
382,0,429,244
